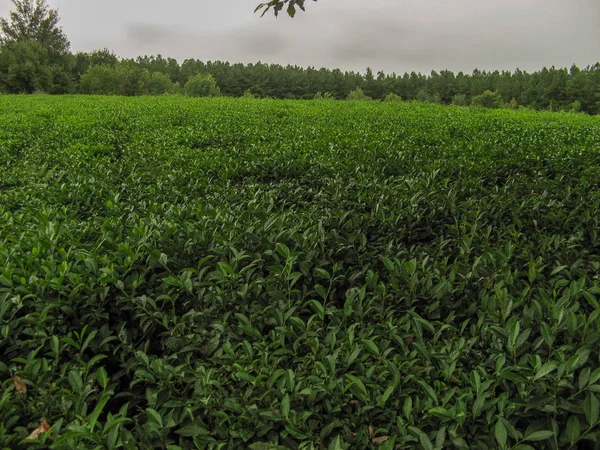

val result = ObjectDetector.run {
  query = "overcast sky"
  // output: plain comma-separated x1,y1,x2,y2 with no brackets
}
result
1,0,599,74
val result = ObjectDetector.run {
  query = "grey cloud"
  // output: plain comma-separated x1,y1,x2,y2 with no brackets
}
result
125,23,176,46
231,28,291,58
327,17,415,63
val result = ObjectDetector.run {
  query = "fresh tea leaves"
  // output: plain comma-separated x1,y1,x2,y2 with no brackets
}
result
1,96,600,448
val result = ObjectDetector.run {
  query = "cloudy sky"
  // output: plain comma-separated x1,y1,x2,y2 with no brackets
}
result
1,0,599,74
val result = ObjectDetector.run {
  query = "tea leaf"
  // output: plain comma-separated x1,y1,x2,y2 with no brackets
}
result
566,416,581,445
584,393,599,426
524,430,554,441
495,420,508,448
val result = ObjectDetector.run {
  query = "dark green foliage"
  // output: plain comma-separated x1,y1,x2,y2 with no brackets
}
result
0,0,71,94
0,0,70,61
347,87,371,101
0,39,51,93
139,70,175,95
78,61,169,96
88,49,119,68
70,49,119,85
384,93,402,102
1,96,600,449
113,61,143,97
451,94,469,106
416,89,429,102
507,98,519,109
78,64,120,95
184,73,220,97
471,90,503,109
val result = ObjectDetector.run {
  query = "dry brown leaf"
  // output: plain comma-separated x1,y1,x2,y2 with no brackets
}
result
13,375,27,394
368,425,374,438
372,436,390,445
26,420,50,440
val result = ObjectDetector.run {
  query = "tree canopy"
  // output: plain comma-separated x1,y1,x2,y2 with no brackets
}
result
0,0,70,58
255,0,317,17
0,0,70,93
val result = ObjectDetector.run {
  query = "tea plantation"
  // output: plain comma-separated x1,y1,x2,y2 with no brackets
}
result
1,96,600,449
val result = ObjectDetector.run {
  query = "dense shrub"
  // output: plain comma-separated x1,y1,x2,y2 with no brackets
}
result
452,93,469,106
184,73,221,97
0,40,53,94
347,87,371,101
384,92,402,102
472,90,503,109
139,70,174,95
79,64,119,94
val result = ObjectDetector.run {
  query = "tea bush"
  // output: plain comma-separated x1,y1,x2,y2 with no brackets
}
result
1,96,600,449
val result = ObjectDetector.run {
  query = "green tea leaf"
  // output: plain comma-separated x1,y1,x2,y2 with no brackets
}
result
403,396,413,420
281,393,290,419
315,268,330,279
328,435,344,450
361,339,380,357
584,393,599,426
376,385,395,407
175,424,211,436
533,362,558,381
146,408,163,428
495,420,508,448
249,444,274,450
346,374,369,403
96,367,109,389
275,243,290,259
419,432,434,450
566,416,581,445
524,430,554,441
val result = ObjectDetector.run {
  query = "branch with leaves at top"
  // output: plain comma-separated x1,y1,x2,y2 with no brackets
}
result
255,0,317,17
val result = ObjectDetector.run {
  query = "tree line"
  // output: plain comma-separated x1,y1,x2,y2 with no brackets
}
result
1,0,599,114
